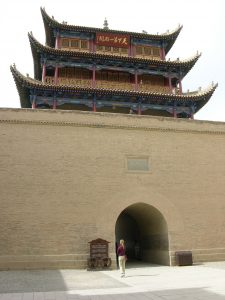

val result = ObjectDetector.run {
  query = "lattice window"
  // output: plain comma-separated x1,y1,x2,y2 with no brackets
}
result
61,38,70,48
152,47,160,56
113,47,119,53
70,39,79,48
142,74,152,83
136,46,143,55
96,45,104,51
96,71,101,80
144,46,151,56
119,73,129,82
107,72,114,81
81,40,88,49
120,48,128,54
67,67,75,78
112,72,119,81
74,68,82,78
101,71,108,80
59,68,66,77
149,75,164,85
82,69,91,79
105,46,111,52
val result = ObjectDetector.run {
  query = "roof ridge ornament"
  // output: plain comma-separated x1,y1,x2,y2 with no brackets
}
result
103,18,109,29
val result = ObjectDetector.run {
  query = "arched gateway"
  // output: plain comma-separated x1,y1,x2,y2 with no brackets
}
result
115,203,169,265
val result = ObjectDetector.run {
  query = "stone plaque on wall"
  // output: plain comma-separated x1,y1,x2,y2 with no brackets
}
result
127,157,149,171
89,238,109,259
88,238,111,269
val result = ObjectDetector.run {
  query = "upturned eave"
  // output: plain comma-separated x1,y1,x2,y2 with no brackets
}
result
41,7,182,54
29,33,200,81
11,64,217,113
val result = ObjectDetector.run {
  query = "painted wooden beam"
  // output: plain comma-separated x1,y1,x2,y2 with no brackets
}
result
35,95,191,114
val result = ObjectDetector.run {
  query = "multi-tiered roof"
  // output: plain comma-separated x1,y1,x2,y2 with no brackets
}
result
11,7,217,118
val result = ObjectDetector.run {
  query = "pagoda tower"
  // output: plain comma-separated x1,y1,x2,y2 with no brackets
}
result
11,7,217,118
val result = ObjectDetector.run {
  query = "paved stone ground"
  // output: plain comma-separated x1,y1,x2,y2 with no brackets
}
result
0,261,225,299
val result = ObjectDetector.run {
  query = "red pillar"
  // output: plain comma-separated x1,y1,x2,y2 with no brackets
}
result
138,104,142,115
168,76,172,91
178,79,182,94
42,63,46,83
132,45,136,57
161,48,166,60
53,98,57,109
135,71,138,90
160,48,163,60
89,39,93,52
32,95,36,109
173,103,177,118
190,107,194,119
129,39,133,56
55,33,60,49
92,66,96,88
93,39,96,53
54,66,59,85
92,100,96,112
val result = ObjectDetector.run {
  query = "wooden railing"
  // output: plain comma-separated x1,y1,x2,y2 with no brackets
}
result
45,76,174,94
45,76,54,84
58,78,91,87
45,76,91,87
96,50,128,57
61,47,89,53
135,55,161,60
96,80,135,91
139,84,172,94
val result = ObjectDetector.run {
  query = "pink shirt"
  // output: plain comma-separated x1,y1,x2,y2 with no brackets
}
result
117,245,126,256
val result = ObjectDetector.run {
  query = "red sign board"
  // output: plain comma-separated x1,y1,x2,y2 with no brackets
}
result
96,32,130,48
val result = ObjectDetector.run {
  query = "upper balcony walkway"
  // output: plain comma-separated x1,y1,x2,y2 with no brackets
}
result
45,76,178,94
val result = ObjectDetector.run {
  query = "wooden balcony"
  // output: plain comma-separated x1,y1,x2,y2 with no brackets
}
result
45,77,174,94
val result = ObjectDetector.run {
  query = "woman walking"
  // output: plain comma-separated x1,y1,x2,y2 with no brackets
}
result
117,239,126,277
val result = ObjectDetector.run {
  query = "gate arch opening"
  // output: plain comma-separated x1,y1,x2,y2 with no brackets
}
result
115,202,170,265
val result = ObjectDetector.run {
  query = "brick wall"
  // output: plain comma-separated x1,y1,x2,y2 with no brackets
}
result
0,108,225,269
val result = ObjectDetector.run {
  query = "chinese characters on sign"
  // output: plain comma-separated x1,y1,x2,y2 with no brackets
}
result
96,33,130,48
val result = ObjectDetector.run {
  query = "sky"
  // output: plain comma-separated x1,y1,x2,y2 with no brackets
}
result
0,0,224,122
